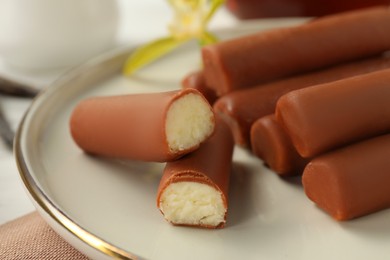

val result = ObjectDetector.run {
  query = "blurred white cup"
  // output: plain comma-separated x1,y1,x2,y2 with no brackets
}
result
0,0,119,70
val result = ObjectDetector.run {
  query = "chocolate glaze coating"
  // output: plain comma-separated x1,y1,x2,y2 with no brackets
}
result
276,68,390,158
251,115,309,176
157,116,234,228
303,134,390,221
202,7,390,95
226,0,390,19
181,70,218,104
214,54,390,147
70,89,214,162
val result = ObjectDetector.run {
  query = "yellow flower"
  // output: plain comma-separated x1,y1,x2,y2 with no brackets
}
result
123,0,224,75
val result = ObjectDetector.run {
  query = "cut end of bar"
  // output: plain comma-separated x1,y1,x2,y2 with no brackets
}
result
158,182,226,228
302,161,348,220
166,93,214,153
214,98,248,147
202,46,230,96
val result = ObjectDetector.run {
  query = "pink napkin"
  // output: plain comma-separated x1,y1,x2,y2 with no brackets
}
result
0,212,89,259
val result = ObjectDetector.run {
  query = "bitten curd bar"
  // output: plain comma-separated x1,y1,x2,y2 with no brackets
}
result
70,89,215,162
157,116,234,228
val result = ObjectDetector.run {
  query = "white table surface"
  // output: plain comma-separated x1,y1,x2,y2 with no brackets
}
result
0,0,238,225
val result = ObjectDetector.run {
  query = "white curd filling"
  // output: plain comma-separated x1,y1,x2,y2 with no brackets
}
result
166,93,214,152
159,181,226,227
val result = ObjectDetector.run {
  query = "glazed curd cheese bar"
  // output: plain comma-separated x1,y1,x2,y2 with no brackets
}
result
276,68,390,158
250,115,309,176
157,116,234,228
213,54,390,147
303,134,390,221
70,88,215,162
202,6,390,95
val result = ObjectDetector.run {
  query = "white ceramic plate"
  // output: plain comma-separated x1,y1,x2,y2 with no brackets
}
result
16,20,390,260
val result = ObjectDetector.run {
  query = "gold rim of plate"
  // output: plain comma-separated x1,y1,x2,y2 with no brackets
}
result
14,46,138,260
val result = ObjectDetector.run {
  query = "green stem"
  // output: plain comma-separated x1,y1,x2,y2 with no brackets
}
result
123,37,189,75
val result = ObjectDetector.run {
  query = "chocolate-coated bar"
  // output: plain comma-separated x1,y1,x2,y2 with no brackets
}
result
226,0,390,19
202,7,390,95
276,68,390,158
303,134,390,220
70,89,215,162
181,70,218,104
213,54,390,147
251,115,308,176
157,116,234,228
